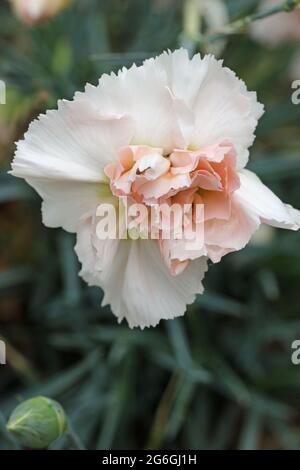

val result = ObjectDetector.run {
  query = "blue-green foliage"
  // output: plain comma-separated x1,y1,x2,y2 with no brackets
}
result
0,0,300,450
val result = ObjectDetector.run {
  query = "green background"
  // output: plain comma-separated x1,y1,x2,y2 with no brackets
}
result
1,0,300,450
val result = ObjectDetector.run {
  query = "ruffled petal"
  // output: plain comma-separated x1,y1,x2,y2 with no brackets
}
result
77,60,194,153
11,99,134,232
27,179,109,232
75,216,120,285
235,169,300,230
11,99,135,182
75,220,208,328
188,56,264,169
143,50,263,169
205,196,260,262
101,240,208,328
151,49,211,110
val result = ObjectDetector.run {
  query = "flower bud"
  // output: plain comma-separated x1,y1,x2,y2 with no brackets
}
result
7,396,67,449
182,0,228,55
10,0,72,26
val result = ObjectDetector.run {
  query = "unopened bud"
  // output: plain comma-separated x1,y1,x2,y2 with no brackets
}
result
7,396,67,449
10,0,72,26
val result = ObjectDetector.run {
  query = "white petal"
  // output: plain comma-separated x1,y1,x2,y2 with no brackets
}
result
235,169,300,230
76,60,194,153
150,49,211,110
188,55,264,169
143,50,263,168
27,178,112,232
10,99,134,232
74,217,100,286
75,217,120,285
129,152,170,182
11,98,135,182
103,240,208,329
75,220,208,328
75,50,262,167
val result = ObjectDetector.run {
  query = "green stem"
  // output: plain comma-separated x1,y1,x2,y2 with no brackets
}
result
67,423,86,450
201,0,300,44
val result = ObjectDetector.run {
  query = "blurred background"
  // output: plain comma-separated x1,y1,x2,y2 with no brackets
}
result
1,0,300,450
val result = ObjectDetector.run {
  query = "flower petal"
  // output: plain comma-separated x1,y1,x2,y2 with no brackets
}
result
75,220,208,328
189,56,264,169
29,178,115,232
77,61,194,153
75,213,121,287
152,49,210,110
205,196,260,262
146,50,263,169
101,240,208,328
11,99,135,182
235,169,300,230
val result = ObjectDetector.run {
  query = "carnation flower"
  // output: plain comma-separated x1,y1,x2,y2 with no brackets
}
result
250,0,300,47
10,0,71,25
250,0,300,80
183,0,229,55
10,49,300,328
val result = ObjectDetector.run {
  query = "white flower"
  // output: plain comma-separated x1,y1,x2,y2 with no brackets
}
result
10,49,300,328
250,0,300,46
183,0,229,55
10,0,71,25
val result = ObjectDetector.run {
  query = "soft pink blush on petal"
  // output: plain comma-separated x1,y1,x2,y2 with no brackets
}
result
205,197,260,263
104,143,245,274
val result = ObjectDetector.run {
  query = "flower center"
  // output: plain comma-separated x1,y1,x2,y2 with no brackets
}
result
104,143,240,206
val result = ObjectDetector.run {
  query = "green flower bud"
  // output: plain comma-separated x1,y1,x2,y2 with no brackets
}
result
7,396,67,449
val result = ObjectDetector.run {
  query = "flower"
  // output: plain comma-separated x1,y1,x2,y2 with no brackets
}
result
250,0,300,80
10,49,300,328
183,0,229,55
7,396,67,449
250,0,300,47
10,0,72,26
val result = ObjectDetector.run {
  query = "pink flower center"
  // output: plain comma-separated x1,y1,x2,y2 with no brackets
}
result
104,143,241,275
105,143,239,211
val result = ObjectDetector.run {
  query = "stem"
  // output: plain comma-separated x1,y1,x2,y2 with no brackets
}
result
146,373,184,449
201,0,300,45
67,423,86,450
